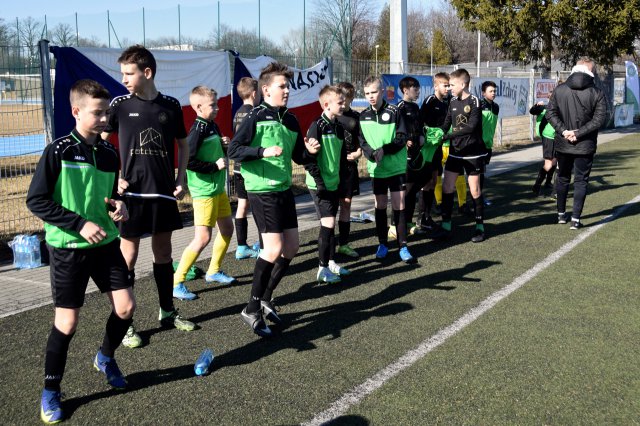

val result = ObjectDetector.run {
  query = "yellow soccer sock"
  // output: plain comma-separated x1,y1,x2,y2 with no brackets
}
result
456,175,467,207
435,176,443,205
207,233,231,276
174,247,199,286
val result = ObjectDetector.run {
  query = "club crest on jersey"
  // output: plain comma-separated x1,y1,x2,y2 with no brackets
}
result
158,111,169,124
464,105,471,113
382,112,390,121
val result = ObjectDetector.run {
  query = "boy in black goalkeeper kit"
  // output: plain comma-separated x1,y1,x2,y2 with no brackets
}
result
172,86,236,301
102,45,195,348
359,76,415,263
306,85,351,284
228,62,320,337
27,80,135,424
439,69,488,243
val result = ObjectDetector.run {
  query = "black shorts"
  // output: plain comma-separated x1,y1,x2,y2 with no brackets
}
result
445,155,486,176
119,197,182,238
248,189,298,233
372,174,406,195
309,188,339,218
337,163,360,198
542,137,555,160
48,239,130,309
406,161,434,186
234,172,248,200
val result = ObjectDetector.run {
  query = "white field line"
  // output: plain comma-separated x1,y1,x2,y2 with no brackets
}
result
303,194,640,426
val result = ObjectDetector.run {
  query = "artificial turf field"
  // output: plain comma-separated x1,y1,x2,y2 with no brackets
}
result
1,134,639,425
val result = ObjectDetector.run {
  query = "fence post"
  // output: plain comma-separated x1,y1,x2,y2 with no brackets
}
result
38,39,55,145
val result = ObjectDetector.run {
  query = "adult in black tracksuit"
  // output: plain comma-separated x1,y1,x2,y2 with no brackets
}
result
545,58,607,229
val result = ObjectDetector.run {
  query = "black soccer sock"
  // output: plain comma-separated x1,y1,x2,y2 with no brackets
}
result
405,188,418,224
318,226,332,267
44,326,75,391
338,220,351,246
442,192,455,223
393,209,408,246
153,262,175,312
235,217,248,246
101,311,133,358
248,257,274,312
534,166,546,188
422,189,435,219
472,196,484,228
329,227,336,260
263,256,292,301
545,165,557,186
375,208,388,244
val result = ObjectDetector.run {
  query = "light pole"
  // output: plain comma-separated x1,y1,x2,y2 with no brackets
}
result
375,44,380,75
477,29,481,78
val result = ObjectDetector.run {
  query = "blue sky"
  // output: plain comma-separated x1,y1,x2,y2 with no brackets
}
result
3,0,408,47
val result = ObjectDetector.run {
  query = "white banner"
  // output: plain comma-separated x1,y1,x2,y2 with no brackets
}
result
471,78,530,117
77,47,231,105
625,61,639,115
614,104,634,127
238,56,330,109
533,79,557,104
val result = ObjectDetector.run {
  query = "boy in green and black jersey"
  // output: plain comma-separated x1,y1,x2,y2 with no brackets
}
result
305,85,351,284
27,80,135,424
228,62,319,337
359,76,415,263
530,97,557,196
480,81,500,203
172,86,236,301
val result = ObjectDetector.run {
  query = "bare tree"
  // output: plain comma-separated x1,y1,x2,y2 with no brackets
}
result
0,18,12,45
51,23,75,47
207,24,283,57
13,17,43,68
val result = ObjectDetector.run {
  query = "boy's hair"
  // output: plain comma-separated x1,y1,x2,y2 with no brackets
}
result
363,76,381,89
399,76,420,93
258,62,293,91
433,72,450,85
237,77,258,101
189,85,217,108
337,81,355,99
318,85,342,103
449,68,470,86
482,81,497,92
70,79,111,106
118,44,157,78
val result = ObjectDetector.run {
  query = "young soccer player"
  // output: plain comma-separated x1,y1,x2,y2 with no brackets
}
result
102,45,195,348
530,98,557,196
228,62,320,337
418,72,450,231
306,85,351,283
439,68,488,243
27,80,135,424
335,81,362,259
233,77,261,259
172,86,236,301
480,81,500,204
396,76,430,236
359,76,414,263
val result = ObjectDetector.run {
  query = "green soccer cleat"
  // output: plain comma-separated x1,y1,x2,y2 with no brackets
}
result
121,324,142,349
159,308,196,331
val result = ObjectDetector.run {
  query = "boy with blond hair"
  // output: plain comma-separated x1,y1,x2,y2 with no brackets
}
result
228,62,320,337
172,86,236,301
27,79,135,423
233,77,261,259
359,76,414,263
305,85,351,283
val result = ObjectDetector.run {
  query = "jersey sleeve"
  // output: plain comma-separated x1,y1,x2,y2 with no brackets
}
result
303,121,324,189
186,122,219,174
228,109,263,162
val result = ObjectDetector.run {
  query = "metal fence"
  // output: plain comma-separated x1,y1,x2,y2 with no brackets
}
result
0,44,45,240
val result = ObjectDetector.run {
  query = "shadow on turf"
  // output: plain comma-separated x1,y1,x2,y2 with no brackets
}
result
323,415,370,425
62,363,194,420
212,259,498,368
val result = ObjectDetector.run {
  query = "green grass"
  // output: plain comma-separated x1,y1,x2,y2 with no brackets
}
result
1,135,639,425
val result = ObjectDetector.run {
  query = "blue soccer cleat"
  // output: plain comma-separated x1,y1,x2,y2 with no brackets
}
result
236,244,258,260
399,246,415,263
93,350,127,390
205,271,236,285
173,282,197,301
375,244,389,259
40,389,63,424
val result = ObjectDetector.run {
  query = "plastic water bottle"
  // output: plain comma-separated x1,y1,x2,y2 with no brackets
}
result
9,235,25,269
194,348,214,376
27,235,41,268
